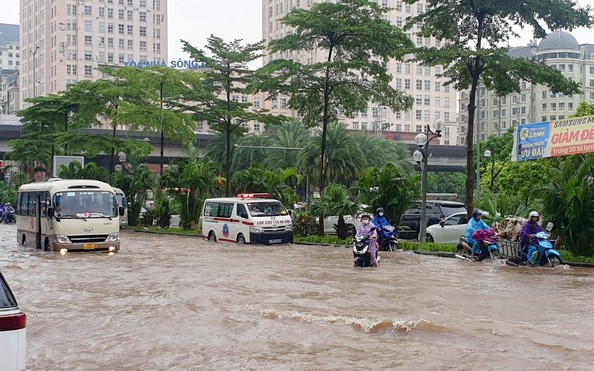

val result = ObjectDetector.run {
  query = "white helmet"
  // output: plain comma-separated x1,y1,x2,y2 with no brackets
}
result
529,211,540,218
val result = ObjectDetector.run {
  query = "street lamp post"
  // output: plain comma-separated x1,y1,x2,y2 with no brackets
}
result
413,119,445,243
483,149,495,192
32,45,39,98
158,79,164,178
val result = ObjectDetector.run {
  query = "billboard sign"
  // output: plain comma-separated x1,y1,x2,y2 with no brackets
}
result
512,115,594,161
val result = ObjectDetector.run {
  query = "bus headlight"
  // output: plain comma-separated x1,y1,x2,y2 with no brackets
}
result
106,232,120,242
285,224,293,231
56,235,71,244
108,246,117,252
60,248,68,255
249,226,263,234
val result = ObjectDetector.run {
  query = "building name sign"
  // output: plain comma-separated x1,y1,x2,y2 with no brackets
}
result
512,115,594,161
123,59,206,70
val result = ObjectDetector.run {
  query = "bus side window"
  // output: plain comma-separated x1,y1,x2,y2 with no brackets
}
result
237,204,248,219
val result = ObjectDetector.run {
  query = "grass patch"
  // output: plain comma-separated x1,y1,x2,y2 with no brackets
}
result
132,226,203,236
294,235,350,245
398,240,458,253
559,250,594,264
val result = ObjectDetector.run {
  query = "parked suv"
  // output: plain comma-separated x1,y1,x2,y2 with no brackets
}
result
0,271,27,371
399,201,467,240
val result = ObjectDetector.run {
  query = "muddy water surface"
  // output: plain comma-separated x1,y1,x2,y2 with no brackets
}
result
1,225,593,370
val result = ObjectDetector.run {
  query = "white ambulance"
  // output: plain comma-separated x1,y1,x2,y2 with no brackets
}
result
201,193,293,244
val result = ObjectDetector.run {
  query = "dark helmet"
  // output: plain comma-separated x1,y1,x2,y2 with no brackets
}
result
472,208,483,218
376,207,384,214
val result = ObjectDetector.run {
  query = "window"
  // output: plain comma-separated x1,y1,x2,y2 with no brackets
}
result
84,5,92,16
84,35,92,46
84,65,92,76
395,78,402,89
127,10,133,21
424,80,431,91
99,7,105,17
108,23,114,33
280,98,287,109
416,110,422,120
139,26,147,37
85,21,92,32
416,80,422,90
108,38,114,47
139,40,147,51
108,7,113,18
84,51,92,61
127,25,133,35
119,24,124,34
415,95,422,105
127,40,133,50
140,12,147,22
435,82,441,92
404,79,411,89
424,96,430,106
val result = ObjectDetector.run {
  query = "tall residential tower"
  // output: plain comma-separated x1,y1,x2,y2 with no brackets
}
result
19,0,168,108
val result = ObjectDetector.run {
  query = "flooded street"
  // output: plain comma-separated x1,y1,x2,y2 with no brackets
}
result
1,223,593,370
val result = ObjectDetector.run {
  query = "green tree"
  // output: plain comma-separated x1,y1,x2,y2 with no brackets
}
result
11,94,79,177
113,162,157,227
540,155,594,256
352,163,420,225
162,152,221,229
405,0,591,216
476,128,514,192
297,122,365,188
350,134,411,169
571,101,594,117
231,164,302,208
181,36,284,196
427,172,466,200
310,183,359,239
253,0,414,233
265,120,309,169
57,161,110,182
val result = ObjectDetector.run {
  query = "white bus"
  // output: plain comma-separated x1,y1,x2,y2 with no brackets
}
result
201,193,293,244
16,179,123,253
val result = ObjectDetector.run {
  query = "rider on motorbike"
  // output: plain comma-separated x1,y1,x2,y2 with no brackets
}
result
372,207,397,251
2,202,15,224
520,211,544,265
465,208,490,259
356,213,379,267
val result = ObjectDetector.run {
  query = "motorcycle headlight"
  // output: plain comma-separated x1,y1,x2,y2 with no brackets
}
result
249,226,263,234
55,234,71,244
106,232,120,242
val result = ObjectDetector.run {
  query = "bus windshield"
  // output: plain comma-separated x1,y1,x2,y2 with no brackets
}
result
247,201,288,217
54,191,117,218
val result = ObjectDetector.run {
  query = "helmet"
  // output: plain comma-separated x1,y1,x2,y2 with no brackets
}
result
472,208,483,217
376,207,384,214
529,211,540,218
360,212,371,220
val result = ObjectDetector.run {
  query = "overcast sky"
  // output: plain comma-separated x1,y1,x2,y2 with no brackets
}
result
1,0,593,65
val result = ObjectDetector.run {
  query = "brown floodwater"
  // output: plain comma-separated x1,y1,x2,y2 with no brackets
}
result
1,224,593,370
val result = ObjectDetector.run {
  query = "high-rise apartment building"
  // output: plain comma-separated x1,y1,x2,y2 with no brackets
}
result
0,24,20,70
19,0,168,108
261,0,458,144
458,31,594,145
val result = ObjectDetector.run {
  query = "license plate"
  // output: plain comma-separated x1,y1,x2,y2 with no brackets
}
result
269,239,282,244
83,243,96,250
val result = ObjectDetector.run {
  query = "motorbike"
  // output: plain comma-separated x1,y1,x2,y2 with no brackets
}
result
2,212,15,224
456,229,500,261
525,230,563,267
353,234,377,267
377,225,399,251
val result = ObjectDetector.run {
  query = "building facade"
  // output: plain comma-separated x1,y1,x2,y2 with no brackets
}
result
0,24,20,70
458,31,594,145
19,0,168,108
256,0,458,144
0,69,20,115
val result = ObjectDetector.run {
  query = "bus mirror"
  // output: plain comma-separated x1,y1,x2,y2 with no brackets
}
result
119,206,125,216
47,207,55,218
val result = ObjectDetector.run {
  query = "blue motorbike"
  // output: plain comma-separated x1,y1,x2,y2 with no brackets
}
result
377,225,399,252
527,231,563,267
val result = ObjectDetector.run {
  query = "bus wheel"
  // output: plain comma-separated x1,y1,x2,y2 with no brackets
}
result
208,232,217,242
43,238,50,252
236,234,246,244
21,235,27,247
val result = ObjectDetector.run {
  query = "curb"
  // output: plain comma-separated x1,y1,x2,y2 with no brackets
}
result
412,250,594,268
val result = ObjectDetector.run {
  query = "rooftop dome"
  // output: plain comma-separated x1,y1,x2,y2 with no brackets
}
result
537,31,579,52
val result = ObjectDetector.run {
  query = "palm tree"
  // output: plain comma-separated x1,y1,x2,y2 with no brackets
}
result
231,164,302,208
264,120,309,169
113,162,157,227
162,152,221,229
540,155,594,257
350,134,411,169
298,122,365,187
310,183,359,239
352,163,420,225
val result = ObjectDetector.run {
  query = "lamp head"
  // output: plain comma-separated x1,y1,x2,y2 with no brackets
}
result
433,119,445,134
483,149,492,157
414,133,427,147
412,150,424,163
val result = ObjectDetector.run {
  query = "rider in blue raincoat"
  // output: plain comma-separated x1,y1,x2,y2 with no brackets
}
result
465,208,490,258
